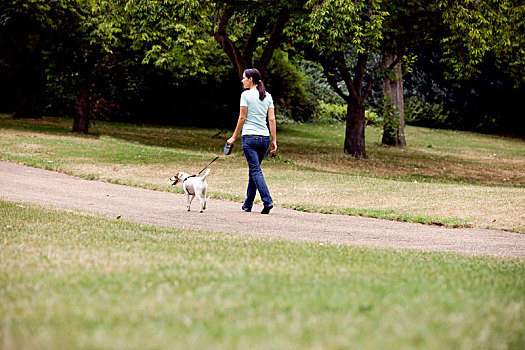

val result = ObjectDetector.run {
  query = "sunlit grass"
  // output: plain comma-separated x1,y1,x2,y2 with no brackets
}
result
1,200,523,349
0,114,524,232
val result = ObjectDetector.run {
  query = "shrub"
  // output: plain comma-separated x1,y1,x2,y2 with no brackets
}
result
365,110,381,125
405,96,449,127
314,101,347,124
266,51,317,122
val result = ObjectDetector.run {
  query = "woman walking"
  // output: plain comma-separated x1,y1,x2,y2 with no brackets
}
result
227,68,277,214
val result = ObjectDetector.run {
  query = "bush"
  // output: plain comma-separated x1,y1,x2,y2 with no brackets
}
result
266,51,317,122
405,96,449,127
365,110,381,125
314,101,346,124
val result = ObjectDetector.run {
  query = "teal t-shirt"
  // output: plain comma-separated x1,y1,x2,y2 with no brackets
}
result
240,89,274,136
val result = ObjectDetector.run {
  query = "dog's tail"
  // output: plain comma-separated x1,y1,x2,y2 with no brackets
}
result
201,168,211,180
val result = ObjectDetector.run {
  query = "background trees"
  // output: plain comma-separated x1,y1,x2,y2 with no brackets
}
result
0,0,523,144
0,0,67,119
302,0,423,157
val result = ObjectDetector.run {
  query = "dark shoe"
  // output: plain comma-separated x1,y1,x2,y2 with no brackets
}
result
242,204,251,212
261,205,273,214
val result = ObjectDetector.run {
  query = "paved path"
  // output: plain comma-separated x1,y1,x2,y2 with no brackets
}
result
1,161,523,258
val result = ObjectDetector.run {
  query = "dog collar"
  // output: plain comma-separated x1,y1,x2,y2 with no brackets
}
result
183,175,196,183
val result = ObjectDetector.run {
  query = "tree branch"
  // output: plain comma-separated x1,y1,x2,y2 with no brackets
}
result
324,67,348,101
213,5,245,78
243,15,268,68
258,7,291,77
336,52,359,101
315,55,348,101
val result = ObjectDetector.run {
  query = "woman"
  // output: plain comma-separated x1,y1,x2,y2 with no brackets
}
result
227,68,277,214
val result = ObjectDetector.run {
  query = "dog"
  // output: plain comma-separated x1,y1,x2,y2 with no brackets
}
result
170,169,210,213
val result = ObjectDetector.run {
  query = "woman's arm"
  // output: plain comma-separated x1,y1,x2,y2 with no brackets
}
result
227,106,247,145
268,107,277,154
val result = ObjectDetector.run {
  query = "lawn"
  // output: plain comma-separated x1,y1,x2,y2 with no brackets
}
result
0,114,523,232
1,200,523,349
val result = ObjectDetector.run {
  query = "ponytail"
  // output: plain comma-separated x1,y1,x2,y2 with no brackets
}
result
257,80,267,101
244,68,267,101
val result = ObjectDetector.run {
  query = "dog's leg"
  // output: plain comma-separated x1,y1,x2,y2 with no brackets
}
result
195,192,205,213
186,192,193,211
203,187,207,210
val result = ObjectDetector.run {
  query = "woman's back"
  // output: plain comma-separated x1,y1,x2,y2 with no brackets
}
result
240,89,274,136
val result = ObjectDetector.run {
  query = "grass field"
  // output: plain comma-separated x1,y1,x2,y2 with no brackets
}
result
1,200,523,349
1,115,524,348
0,114,524,232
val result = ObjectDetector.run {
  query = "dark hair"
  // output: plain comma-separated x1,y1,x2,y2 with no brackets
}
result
244,68,266,101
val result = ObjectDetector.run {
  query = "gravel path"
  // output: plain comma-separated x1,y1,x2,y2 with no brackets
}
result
1,161,523,258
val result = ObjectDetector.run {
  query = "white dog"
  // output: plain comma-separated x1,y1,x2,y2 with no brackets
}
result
170,169,210,213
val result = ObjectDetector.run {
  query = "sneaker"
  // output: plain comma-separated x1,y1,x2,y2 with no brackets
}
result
242,204,251,212
261,205,273,214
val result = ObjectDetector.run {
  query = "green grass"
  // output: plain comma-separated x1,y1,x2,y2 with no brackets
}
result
286,204,469,227
0,114,524,232
1,200,523,349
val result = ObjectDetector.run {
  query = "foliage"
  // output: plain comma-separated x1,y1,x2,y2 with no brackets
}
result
404,50,525,136
89,0,215,75
266,50,317,122
1,0,524,135
439,0,525,85
0,0,83,117
306,0,387,54
365,110,381,125
404,96,449,128
373,94,402,138
314,101,347,124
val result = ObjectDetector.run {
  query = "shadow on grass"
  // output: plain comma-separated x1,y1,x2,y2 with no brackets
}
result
1,114,524,187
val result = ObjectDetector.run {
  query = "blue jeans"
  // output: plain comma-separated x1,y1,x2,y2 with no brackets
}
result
242,135,273,209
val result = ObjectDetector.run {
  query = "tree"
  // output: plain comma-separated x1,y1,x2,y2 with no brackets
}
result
65,0,219,132
377,0,525,146
362,1,446,147
303,0,390,158
0,0,58,118
0,0,109,132
210,1,302,79
92,0,303,79
301,0,524,157
90,0,213,75
380,52,406,146
439,0,525,86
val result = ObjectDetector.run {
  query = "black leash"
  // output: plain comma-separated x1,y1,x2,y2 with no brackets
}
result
187,141,232,179
197,156,220,175
181,156,220,189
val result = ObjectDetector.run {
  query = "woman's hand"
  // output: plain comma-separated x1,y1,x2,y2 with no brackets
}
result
227,136,236,146
270,140,277,154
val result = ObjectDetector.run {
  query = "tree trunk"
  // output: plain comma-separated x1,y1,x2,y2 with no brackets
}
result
344,102,367,158
13,84,40,119
381,51,406,146
13,63,42,119
73,85,90,134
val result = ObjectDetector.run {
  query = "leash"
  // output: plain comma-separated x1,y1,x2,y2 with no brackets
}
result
196,156,220,175
193,141,232,175
185,141,232,180
181,156,220,192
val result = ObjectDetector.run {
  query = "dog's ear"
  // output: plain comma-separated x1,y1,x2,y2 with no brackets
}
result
170,172,180,186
